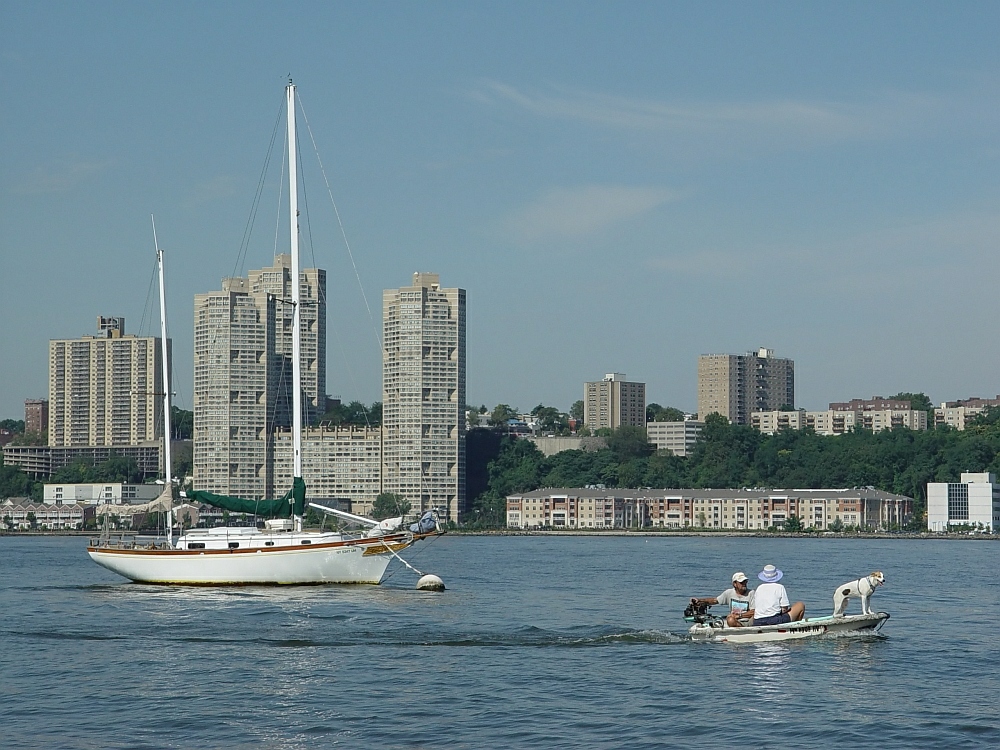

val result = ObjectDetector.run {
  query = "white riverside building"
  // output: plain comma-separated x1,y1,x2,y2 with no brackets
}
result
927,473,1000,532
43,482,163,506
645,421,704,457
506,487,912,531
382,273,466,523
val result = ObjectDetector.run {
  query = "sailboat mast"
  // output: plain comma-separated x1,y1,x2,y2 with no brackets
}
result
286,82,303,494
152,216,173,546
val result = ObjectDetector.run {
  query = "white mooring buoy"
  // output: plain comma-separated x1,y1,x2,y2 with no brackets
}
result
416,574,446,591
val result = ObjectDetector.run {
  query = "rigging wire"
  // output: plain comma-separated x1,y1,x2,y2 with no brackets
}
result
231,101,285,280
296,94,384,355
295,91,379,431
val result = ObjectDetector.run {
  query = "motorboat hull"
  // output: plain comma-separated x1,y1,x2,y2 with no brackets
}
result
87,533,421,585
689,612,889,643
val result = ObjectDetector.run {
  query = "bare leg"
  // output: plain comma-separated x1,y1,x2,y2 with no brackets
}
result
726,612,745,627
789,602,805,621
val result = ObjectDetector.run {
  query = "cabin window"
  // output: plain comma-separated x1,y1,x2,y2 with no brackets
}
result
300,540,312,545
228,542,240,549
265,541,275,547
188,542,205,550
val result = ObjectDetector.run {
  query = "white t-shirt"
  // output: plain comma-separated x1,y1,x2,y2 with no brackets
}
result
753,582,789,618
716,587,755,615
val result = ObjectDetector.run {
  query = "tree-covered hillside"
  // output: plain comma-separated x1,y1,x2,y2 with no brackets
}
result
467,410,1000,529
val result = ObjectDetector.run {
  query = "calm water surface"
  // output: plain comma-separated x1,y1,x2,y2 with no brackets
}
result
1,534,998,749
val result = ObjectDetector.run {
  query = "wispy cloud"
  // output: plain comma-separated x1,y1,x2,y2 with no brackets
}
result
646,207,1000,282
185,175,241,205
474,81,943,147
11,159,112,195
506,184,680,243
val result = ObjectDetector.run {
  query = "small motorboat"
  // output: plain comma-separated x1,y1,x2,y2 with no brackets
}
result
684,599,889,644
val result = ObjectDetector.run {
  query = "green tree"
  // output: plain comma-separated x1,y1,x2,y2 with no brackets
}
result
783,514,803,532
531,404,569,433
171,407,194,439
646,404,685,422
607,424,655,461
27,512,37,530
0,419,25,433
489,404,519,427
570,400,585,421
318,400,381,427
10,430,46,446
372,492,411,520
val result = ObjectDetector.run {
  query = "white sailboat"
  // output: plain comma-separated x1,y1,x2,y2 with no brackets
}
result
88,82,443,585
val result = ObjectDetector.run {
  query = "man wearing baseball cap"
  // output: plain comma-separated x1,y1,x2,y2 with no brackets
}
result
690,571,756,627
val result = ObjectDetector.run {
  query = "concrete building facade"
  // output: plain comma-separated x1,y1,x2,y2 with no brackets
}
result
42,482,162,505
506,487,911,531
927,473,1000,532
934,396,1000,431
645,420,705,457
273,425,383,517
382,273,466,523
584,373,646,430
698,348,794,424
751,409,928,435
48,317,169,447
25,399,48,436
193,256,325,499
2,443,163,480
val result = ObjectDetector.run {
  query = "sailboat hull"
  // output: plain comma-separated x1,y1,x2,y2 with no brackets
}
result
87,535,418,585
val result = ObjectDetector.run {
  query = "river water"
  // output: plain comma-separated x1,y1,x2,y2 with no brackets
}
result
1,534,998,749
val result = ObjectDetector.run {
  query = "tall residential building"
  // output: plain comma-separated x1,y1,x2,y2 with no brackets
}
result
48,317,168,447
193,255,325,498
382,273,466,523
697,348,794,424
584,373,646,430
25,399,49,435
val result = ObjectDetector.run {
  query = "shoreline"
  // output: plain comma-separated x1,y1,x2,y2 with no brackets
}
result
2,529,996,541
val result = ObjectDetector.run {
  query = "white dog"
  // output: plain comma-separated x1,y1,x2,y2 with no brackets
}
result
832,572,885,617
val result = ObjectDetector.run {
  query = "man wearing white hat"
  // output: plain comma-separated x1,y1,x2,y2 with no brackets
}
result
751,564,805,626
691,572,756,627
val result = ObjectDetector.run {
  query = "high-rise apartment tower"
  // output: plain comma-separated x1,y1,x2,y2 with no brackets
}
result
382,273,466,523
697,348,794,424
193,255,325,498
584,373,646,430
48,318,168,447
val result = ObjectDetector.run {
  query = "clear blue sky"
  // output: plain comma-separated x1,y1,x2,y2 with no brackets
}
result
2,1,999,418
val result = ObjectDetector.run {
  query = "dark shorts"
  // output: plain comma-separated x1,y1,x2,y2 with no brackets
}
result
753,613,791,626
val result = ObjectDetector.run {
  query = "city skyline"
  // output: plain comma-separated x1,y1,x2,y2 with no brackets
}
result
3,3,999,418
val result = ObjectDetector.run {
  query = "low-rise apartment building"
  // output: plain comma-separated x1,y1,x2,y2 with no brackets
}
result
506,487,912,530
43,482,163,505
645,421,704,457
934,397,1000,430
1,500,87,530
751,409,927,435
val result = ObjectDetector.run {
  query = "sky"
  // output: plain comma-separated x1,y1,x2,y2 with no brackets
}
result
2,1,999,419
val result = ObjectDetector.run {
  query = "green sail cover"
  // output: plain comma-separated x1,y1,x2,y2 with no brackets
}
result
186,477,306,519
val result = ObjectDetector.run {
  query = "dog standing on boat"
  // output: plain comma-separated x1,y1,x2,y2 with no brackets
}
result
832,572,885,616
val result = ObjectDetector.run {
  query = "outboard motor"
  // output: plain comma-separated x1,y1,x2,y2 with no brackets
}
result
409,510,439,534
684,600,716,624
